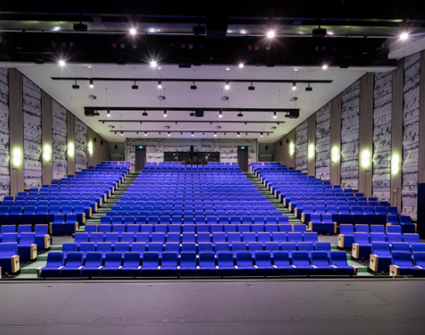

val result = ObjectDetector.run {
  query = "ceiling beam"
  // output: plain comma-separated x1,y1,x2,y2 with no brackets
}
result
98,120,285,124
113,130,273,134
86,107,299,112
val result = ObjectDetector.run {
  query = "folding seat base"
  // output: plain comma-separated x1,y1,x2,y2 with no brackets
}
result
101,268,121,276
218,268,237,276
60,268,82,277
313,266,335,275
275,266,295,276
369,256,392,272
80,268,101,277
50,223,64,234
256,266,276,276
64,222,78,234
309,223,324,233
141,268,159,276
179,268,197,277
390,266,421,277
120,268,141,277
295,266,315,275
237,267,257,276
198,267,218,276
323,223,336,234
159,267,179,277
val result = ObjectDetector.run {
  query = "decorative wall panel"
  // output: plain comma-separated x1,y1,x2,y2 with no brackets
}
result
372,72,392,201
52,100,67,179
295,120,308,173
315,103,331,180
0,68,10,200
340,80,360,189
23,76,42,189
125,138,257,171
402,53,420,220
74,118,87,172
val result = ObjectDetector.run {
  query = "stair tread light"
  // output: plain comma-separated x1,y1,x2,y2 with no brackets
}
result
332,146,339,162
400,32,409,40
219,110,223,118
292,82,297,90
58,60,65,67
273,111,277,119
392,154,400,174
150,61,157,68
238,63,244,68
163,110,167,117
68,142,74,158
361,149,371,168
158,80,162,89
88,141,93,156
267,30,275,38
225,81,230,90
130,28,137,35
289,142,295,156
89,79,94,88
308,144,315,159
43,144,51,161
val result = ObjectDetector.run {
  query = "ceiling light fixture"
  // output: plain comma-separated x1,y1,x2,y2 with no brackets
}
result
130,28,137,35
190,81,197,90
214,132,217,137
89,79,94,88
322,64,328,70
400,32,409,40
150,61,157,68
168,132,171,136
52,26,61,31
142,111,148,116
72,79,79,89
219,110,223,118
158,80,162,89
238,112,243,117
306,83,313,91
132,81,138,89
267,30,275,38
120,131,123,136
292,82,297,90
191,132,194,136
248,82,255,90
273,111,277,119
260,132,263,137
224,81,230,90
144,131,147,136
238,63,244,68
107,110,111,117
163,110,167,117
58,60,65,67
237,132,240,137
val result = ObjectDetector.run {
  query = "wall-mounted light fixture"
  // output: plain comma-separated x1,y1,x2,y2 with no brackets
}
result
13,148,22,167
88,141,93,156
392,154,400,175
289,142,295,156
308,144,315,159
361,149,371,168
332,146,339,163
43,144,51,161
68,142,75,157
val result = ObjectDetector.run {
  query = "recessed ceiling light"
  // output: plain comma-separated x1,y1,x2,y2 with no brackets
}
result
400,32,409,40
225,67,230,71
240,29,247,34
267,30,275,38
224,82,230,90
292,82,297,91
130,28,137,35
58,60,65,67
149,28,156,33
322,64,328,70
327,31,334,36
238,63,244,68
150,61,157,68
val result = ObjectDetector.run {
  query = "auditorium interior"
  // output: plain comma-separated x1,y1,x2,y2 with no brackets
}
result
1,1,425,334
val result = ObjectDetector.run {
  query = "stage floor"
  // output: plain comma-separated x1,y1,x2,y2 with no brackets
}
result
1,279,425,335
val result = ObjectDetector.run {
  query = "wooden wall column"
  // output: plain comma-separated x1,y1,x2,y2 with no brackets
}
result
8,69,24,196
272,129,296,168
391,59,404,211
359,73,374,198
307,115,316,176
67,111,75,176
87,128,110,167
330,94,342,186
419,51,425,184
41,91,53,185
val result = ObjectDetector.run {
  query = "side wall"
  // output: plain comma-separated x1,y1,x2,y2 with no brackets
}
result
273,51,424,220
0,67,109,196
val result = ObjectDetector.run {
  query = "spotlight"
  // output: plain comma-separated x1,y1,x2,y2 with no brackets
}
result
246,132,248,135
237,112,243,117
238,63,244,68
58,60,65,67
273,111,277,119
190,81,197,90
163,110,167,117
191,132,194,137
219,110,223,118
120,131,123,136
237,132,240,137
150,61,157,68
144,131,147,136
322,64,328,70
248,82,255,90
224,81,230,90
132,81,138,90
400,32,409,40
168,132,171,136
267,30,275,38
72,80,79,89
130,28,137,35
306,83,313,91
89,79,94,88
292,82,297,90
260,132,263,137
181,132,183,135
107,110,111,117
240,29,247,34
214,132,217,137
142,111,148,116
226,67,230,71
52,26,61,31
158,80,162,89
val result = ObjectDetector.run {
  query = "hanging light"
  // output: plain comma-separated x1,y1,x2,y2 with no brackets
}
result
219,110,223,118
158,80,162,89
107,110,111,117
292,82,297,90
89,79,94,88
163,110,167,117
144,131,147,136
224,81,230,90
260,132,263,137
214,132,217,137
237,132,240,137
168,131,171,136
273,111,277,119
120,131,123,136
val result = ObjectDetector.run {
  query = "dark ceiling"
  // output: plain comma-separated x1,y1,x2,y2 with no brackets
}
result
1,0,425,67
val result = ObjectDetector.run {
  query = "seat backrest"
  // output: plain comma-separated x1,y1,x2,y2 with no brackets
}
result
104,252,123,267
340,224,354,235
392,251,414,267
303,232,318,243
1,226,16,233
96,242,112,252
315,242,331,252
254,251,272,267
18,225,32,233
199,252,216,267
142,252,159,266
79,242,96,252
292,251,311,266
413,252,425,267
162,252,178,267
236,251,254,267
180,252,197,267
411,244,425,252
217,252,234,267
65,252,84,267
387,225,402,234
0,242,19,256
278,224,292,232
311,251,330,266
2,233,18,243
371,242,391,257
123,252,140,267
19,233,35,245
329,251,349,266
370,233,386,242
370,225,385,233
287,232,303,243
46,252,65,267
63,243,79,252
354,232,370,244
298,242,314,252
387,233,403,243
84,252,103,266
403,234,420,244
273,251,290,266
355,224,369,233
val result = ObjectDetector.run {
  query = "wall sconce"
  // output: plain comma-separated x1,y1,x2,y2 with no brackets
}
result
68,142,74,157
361,149,371,168
332,146,339,163
289,142,295,156
308,144,315,159
392,154,400,175
88,141,93,156
43,144,51,161
13,148,22,167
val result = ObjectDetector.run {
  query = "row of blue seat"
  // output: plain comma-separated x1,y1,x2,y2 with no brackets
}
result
38,250,357,277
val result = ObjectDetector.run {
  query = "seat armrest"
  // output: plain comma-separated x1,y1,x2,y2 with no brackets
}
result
369,254,379,272
311,265,317,269
352,243,360,259
44,234,51,249
272,265,277,269
234,265,238,270
78,266,84,270
30,244,38,259
333,222,337,234
253,265,258,269
118,266,123,270
337,234,345,248
11,255,20,273
350,265,358,276
389,264,400,277
37,266,43,277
